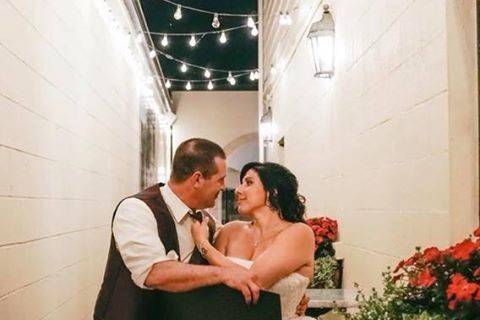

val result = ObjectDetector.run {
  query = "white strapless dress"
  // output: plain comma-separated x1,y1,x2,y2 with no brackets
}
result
227,257,315,320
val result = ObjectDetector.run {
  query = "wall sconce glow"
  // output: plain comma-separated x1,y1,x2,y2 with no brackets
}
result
174,5,182,20
149,50,157,59
161,35,169,47
307,4,335,78
260,107,275,144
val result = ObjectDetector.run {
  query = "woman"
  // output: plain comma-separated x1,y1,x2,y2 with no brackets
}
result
191,162,315,320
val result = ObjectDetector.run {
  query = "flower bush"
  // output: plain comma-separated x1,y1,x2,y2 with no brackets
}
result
306,217,340,289
339,228,480,319
306,217,338,259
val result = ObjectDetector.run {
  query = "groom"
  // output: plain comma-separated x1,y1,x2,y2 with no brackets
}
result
94,138,307,319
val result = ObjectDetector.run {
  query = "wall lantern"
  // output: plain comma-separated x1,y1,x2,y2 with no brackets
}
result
307,4,335,78
260,107,274,144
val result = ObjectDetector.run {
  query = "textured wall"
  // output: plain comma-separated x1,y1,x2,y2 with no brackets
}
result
263,0,477,288
0,0,142,318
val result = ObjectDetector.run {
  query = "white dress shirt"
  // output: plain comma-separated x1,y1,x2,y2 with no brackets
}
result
112,184,214,289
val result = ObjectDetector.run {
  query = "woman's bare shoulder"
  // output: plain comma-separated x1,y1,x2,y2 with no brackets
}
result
218,220,251,236
279,222,314,242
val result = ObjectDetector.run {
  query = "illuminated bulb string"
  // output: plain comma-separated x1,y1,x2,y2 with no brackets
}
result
154,48,258,73
161,0,257,17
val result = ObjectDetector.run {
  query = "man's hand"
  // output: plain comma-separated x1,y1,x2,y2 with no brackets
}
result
296,293,310,316
221,267,260,305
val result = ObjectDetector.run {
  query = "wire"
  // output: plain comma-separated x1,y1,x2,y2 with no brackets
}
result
166,72,251,83
161,0,257,17
148,22,258,36
154,48,259,73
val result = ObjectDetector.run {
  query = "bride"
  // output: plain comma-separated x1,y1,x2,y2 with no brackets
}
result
191,162,316,320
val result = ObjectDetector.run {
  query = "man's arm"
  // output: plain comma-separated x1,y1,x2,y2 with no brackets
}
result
145,260,260,305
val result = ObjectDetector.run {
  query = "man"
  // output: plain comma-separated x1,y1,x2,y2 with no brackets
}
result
94,138,307,320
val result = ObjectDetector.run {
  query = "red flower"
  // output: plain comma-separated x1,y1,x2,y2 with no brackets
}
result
448,239,477,261
409,269,437,288
474,268,480,277
393,260,404,273
404,252,422,266
446,273,480,310
474,227,480,237
421,247,442,264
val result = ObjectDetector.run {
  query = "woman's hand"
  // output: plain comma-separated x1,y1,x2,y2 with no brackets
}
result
191,216,210,245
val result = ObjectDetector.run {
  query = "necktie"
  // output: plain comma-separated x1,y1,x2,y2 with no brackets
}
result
189,210,203,223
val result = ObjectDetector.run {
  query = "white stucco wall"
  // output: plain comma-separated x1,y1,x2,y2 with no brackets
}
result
0,0,145,318
263,0,478,288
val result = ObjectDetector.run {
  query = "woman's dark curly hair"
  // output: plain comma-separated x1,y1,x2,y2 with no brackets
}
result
240,162,306,223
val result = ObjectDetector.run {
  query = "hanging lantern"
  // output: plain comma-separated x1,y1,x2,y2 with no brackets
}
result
307,4,335,78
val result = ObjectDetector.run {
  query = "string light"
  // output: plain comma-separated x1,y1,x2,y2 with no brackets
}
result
251,26,258,37
161,35,169,47
207,80,214,90
188,35,197,47
149,50,157,59
149,22,257,37
155,48,258,73
174,5,182,20
247,16,255,28
161,0,257,18
204,69,211,78
165,79,171,88
219,31,227,44
180,63,188,72
185,81,192,90
227,72,236,85
249,71,255,81
212,13,220,28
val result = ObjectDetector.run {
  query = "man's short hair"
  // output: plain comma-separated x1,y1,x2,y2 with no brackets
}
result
171,138,226,182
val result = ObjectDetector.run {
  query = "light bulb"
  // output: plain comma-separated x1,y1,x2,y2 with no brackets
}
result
135,33,144,44
165,80,171,88
174,5,182,20
249,71,255,81
212,13,220,28
284,11,292,25
180,63,188,73
251,26,258,36
185,81,192,90
161,34,168,47
189,35,197,47
204,69,211,78
219,31,227,44
247,16,255,28
254,71,260,79
149,50,157,59
227,72,236,85
207,81,214,90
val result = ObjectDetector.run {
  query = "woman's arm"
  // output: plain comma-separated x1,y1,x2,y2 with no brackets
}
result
191,218,247,269
250,223,315,289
